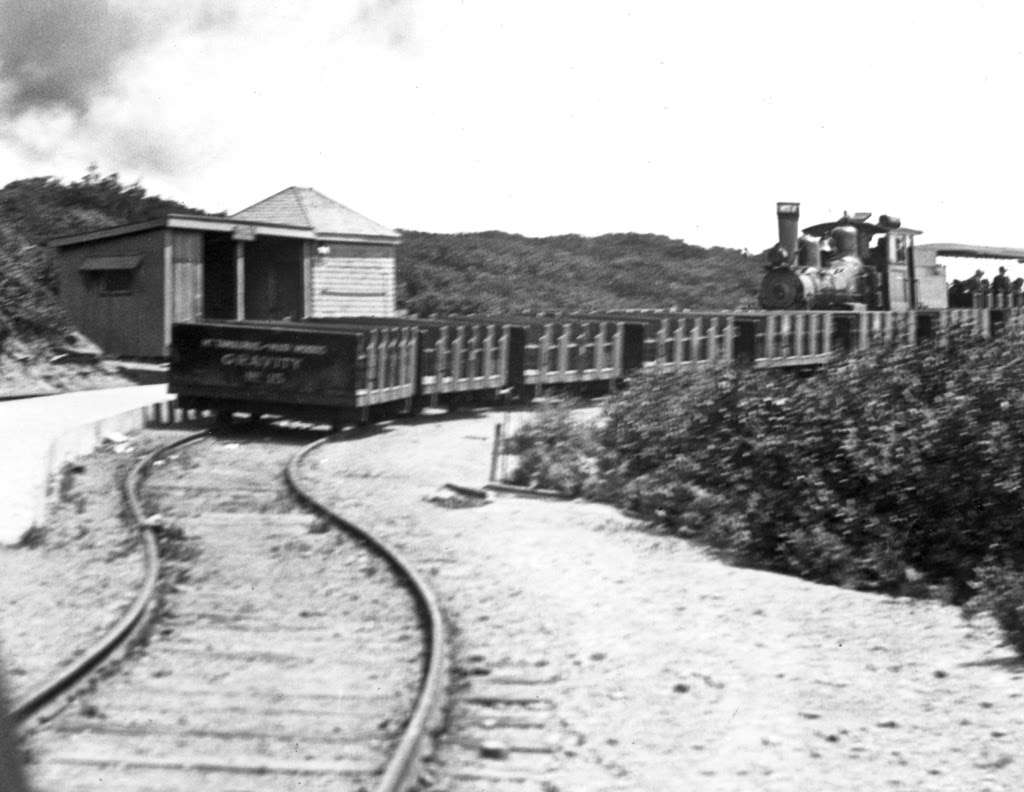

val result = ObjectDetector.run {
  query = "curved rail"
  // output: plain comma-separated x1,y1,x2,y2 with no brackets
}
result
286,432,447,792
11,431,209,722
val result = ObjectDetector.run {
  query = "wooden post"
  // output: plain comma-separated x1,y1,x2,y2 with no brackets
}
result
483,324,495,380
558,323,570,376
690,321,703,362
489,422,503,482
706,317,719,361
765,314,775,359
302,240,313,318
453,325,465,382
539,324,552,385
656,321,667,372
235,240,246,320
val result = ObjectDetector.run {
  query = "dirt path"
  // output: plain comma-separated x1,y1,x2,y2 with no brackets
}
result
0,433,185,702
304,410,1024,792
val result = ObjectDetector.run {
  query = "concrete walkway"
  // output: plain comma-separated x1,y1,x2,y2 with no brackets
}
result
0,385,174,545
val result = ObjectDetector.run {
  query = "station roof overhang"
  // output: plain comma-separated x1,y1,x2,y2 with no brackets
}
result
49,214,401,249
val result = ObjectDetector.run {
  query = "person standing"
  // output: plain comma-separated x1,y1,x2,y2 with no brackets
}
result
993,266,1011,294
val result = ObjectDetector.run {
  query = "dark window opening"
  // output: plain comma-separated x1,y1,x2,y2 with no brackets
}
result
99,269,133,296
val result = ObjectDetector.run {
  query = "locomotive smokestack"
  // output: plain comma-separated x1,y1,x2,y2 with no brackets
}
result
776,202,800,268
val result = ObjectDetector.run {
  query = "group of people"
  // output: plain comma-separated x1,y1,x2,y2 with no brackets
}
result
965,266,1016,293
948,266,1023,307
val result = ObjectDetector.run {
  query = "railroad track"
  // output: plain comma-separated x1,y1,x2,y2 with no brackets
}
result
18,426,445,792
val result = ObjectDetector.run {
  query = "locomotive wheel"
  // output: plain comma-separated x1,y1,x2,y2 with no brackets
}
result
759,270,803,310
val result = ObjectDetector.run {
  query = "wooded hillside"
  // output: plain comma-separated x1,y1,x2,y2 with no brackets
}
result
396,230,759,316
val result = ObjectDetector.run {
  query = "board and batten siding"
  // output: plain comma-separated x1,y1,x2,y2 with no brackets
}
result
309,243,396,317
56,228,168,357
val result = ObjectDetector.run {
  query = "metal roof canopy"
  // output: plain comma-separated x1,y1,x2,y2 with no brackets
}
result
78,255,143,271
916,242,1024,260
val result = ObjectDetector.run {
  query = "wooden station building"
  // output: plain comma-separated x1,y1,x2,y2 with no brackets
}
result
50,187,400,357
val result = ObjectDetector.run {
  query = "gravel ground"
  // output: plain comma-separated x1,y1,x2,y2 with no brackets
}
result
302,410,1024,792
0,430,192,703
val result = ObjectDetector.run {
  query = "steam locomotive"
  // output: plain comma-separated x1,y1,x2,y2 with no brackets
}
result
758,202,948,311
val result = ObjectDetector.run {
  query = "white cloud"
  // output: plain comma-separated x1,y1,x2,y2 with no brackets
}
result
2,0,1024,251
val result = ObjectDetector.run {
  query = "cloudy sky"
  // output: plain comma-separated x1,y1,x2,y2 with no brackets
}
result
2,0,1024,253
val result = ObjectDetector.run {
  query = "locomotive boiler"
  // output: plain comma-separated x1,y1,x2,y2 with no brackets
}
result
758,202,946,311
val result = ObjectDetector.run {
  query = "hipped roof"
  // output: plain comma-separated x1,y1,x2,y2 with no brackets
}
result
231,187,399,240
50,186,400,248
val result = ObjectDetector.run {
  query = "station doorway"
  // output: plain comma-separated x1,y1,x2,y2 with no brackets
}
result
201,234,305,321
244,237,303,321
203,232,236,319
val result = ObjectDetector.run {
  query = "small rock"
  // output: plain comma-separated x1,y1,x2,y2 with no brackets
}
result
590,652,606,661
976,755,1014,770
876,720,898,729
479,740,509,760
799,712,821,720
933,669,948,679
673,683,690,693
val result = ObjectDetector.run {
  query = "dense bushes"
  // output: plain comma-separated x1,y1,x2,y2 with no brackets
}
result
508,330,1024,650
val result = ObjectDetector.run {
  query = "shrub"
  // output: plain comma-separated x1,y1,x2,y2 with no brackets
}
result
504,402,600,495
508,327,1024,619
